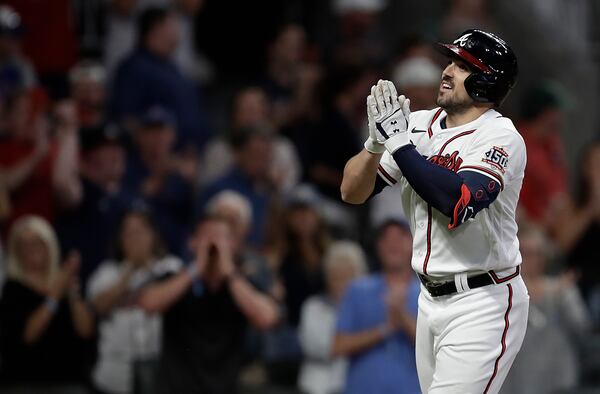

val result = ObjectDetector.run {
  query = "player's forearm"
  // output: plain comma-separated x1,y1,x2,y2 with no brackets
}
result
340,149,382,204
137,270,194,313
391,145,461,217
331,326,388,357
228,275,279,330
52,130,82,208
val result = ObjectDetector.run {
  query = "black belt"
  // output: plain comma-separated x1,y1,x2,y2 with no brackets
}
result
418,272,495,297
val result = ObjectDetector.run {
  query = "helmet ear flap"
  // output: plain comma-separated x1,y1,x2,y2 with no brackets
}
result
464,73,500,104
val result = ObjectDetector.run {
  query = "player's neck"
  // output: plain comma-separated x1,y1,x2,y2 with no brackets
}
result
445,105,491,128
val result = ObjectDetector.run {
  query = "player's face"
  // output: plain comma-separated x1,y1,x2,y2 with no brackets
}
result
436,58,474,114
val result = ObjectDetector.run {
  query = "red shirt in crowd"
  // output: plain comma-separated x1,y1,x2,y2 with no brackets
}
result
0,137,58,234
519,127,568,221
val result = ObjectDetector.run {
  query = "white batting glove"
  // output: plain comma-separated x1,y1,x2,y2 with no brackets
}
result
364,85,385,154
369,80,411,154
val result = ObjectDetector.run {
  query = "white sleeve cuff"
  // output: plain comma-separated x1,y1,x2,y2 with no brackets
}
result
384,132,409,154
364,137,385,154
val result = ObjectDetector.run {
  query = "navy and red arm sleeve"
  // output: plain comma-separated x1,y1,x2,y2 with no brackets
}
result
384,145,500,229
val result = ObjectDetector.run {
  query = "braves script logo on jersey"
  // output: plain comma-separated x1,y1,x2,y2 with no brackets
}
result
429,150,463,173
482,146,509,173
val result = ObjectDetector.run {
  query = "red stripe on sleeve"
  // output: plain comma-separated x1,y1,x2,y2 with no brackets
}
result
448,183,472,230
378,164,397,185
458,165,504,190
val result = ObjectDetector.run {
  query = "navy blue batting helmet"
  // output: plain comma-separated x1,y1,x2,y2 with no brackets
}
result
436,29,518,105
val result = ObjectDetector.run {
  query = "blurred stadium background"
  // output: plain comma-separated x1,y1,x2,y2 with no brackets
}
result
0,0,598,393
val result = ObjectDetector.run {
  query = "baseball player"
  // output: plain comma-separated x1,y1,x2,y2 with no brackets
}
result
340,30,529,393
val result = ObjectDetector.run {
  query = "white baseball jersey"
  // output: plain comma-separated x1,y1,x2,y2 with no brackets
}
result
376,107,527,278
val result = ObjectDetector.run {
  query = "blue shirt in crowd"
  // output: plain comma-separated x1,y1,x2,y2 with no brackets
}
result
122,153,194,257
336,274,421,394
110,48,211,150
197,167,270,247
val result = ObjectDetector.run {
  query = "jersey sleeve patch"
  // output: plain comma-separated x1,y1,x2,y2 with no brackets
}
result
482,146,509,174
457,126,525,187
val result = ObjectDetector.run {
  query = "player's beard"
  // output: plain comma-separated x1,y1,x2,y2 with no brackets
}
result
436,90,473,115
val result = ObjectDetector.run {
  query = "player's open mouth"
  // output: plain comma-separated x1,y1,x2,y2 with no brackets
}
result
440,81,453,91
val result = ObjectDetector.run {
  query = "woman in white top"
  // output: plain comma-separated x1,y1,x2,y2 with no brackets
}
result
298,241,367,394
87,209,182,394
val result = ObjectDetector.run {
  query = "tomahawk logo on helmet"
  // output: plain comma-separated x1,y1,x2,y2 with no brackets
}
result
436,29,518,106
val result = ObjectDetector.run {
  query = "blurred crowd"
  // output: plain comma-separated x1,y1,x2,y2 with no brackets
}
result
0,0,598,393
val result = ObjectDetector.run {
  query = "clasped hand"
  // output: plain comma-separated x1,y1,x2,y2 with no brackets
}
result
364,79,412,154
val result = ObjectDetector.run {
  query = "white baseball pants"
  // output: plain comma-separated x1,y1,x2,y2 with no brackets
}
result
416,275,529,394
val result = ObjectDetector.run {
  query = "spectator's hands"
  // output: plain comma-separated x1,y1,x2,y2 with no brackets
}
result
213,228,235,279
53,100,78,132
385,283,412,332
192,236,210,275
369,80,411,154
51,251,81,299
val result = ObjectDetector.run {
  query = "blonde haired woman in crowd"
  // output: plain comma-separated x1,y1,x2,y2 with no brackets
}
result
0,215,94,394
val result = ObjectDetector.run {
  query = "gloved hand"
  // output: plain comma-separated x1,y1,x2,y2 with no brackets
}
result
363,85,386,154
369,80,411,154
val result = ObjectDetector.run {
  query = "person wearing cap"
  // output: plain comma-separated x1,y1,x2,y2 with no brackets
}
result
198,127,275,247
123,105,195,257
110,6,211,150
332,219,420,394
3,0,77,99
55,123,138,286
0,5,36,91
